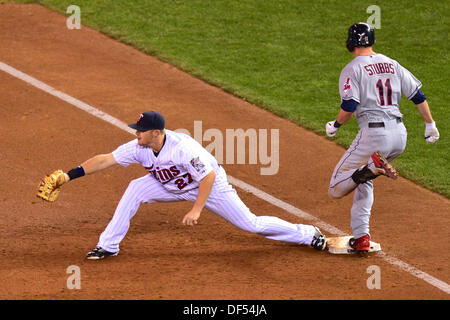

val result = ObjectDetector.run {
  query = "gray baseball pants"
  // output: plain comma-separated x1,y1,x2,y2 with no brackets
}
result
328,118,407,238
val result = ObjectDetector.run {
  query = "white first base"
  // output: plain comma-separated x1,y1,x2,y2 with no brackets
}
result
327,236,381,254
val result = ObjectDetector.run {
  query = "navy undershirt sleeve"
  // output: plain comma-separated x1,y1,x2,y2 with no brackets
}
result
410,89,426,105
340,99,358,112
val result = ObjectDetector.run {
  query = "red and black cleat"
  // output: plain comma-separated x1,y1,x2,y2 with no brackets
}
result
349,234,370,256
371,151,398,179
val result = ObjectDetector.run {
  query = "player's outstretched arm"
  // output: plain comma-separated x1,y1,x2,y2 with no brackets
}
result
182,170,216,226
36,153,118,202
79,153,118,176
62,153,118,181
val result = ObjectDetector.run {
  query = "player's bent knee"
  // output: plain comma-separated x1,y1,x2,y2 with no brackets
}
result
328,187,345,199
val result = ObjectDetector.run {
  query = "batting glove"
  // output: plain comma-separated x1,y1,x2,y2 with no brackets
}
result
326,120,340,137
425,122,439,144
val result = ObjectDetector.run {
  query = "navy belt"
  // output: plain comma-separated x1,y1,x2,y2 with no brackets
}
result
368,118,402,128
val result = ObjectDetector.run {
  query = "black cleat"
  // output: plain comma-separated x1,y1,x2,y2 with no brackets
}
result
86,246,118,260
311,227,327,251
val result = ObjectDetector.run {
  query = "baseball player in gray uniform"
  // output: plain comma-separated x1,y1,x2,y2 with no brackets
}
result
325,22,440,253
47,111,327,259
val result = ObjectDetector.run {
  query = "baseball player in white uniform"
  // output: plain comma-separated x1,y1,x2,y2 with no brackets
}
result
58,111,326,259
325,23,440,253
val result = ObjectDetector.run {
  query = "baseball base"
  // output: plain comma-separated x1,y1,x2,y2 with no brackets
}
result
326,236,381,254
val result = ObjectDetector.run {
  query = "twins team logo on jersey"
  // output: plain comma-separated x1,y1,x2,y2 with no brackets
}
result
343,78,351,93
144,164,193,190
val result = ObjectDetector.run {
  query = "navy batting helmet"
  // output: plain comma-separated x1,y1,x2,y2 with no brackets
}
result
346,22,375,52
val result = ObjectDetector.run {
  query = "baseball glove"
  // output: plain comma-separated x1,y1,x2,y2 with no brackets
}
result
37,170,68,202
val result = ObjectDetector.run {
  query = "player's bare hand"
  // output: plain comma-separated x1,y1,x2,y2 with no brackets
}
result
182,209,201,226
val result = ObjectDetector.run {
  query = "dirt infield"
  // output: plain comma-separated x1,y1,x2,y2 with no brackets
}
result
0,4,448,300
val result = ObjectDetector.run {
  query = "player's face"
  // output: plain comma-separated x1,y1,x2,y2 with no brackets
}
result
136,130,160,148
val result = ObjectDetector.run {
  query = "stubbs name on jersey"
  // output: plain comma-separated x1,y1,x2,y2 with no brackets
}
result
363,62,395,76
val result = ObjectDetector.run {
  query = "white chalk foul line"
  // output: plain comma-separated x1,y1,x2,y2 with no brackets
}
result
1,61,448,295
0,62,135,136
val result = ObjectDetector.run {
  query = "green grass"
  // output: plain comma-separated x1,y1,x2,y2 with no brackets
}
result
11,0,450,197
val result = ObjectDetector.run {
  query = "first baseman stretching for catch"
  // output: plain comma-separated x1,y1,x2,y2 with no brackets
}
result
37,111,327,259
326,23,440,253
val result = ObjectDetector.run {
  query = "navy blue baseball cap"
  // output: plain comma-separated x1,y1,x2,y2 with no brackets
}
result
128,111,165,131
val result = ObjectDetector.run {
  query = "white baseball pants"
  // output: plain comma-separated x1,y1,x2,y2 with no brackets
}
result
97,175,317,253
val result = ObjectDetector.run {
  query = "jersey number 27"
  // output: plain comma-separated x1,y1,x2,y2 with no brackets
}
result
174,173,193,190
376,78,392,106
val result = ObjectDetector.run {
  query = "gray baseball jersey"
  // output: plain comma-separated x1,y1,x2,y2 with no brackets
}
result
329,53,423,239
339,53,422,124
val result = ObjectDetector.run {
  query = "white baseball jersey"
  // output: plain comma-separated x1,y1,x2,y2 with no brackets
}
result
112,130,229,193
339,53,422,123
96,129,317,253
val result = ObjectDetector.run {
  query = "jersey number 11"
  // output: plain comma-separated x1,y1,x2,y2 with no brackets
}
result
376,78,392,106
